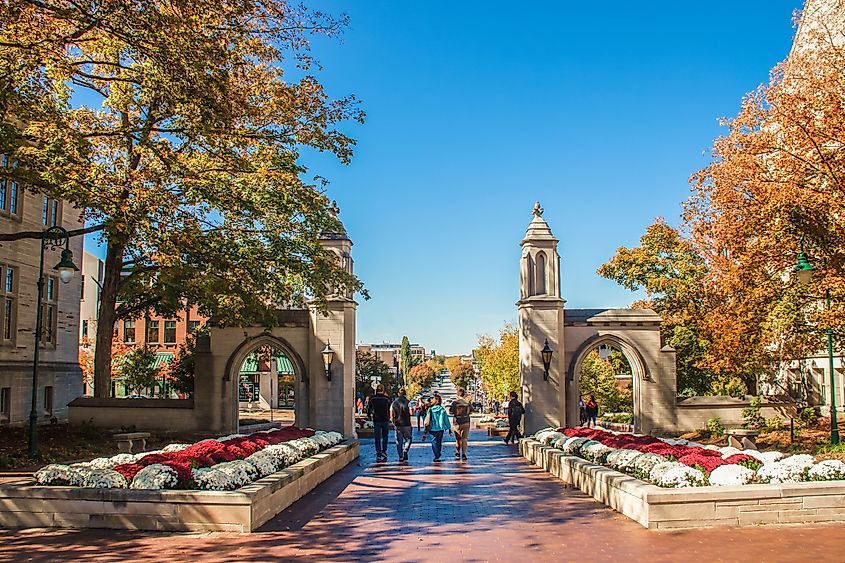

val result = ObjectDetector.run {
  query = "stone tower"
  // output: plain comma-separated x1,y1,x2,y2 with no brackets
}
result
518,202,566,433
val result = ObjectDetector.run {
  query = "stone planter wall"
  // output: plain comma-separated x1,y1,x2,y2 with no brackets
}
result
0,441,359,533
521,439,845,530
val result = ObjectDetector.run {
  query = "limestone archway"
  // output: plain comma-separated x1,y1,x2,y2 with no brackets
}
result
224,333,310,431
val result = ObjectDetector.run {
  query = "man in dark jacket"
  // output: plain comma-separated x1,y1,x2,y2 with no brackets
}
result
504,391,524,444
390,388,413,463
367,384,391,462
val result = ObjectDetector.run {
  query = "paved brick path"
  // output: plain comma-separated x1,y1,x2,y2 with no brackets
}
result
2,428,845,562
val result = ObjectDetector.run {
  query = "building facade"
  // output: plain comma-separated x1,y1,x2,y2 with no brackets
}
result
0,155,84,425
356,342,427,379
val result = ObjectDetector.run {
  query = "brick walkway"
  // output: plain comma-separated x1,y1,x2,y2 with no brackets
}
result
2,429,845,562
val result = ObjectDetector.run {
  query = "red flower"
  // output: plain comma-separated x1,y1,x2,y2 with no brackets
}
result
113,463,144,482
161,461,193,486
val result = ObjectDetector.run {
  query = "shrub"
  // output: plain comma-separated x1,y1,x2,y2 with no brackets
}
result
706,417,724,437
764,417,785,431
798,407,820,428
742,396,765,429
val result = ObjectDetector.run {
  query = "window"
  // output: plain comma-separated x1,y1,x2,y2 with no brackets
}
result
146,320,160,343
41,275,57,345
0,155,20,218
43,386,54,416
0,265,15,343
188,320,200,334
164,320,177,344
81,320,88,339
123,320,136,343
0,387,10,421
41,196,61,226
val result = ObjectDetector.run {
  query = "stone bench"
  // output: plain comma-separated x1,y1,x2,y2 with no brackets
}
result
725,428,759,450
113,432,151,454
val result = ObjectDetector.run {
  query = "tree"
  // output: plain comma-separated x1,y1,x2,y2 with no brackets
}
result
444,356,462,375
0,1,365,397
398,336,417,383
450,361,476,391
477,324,519,400
405,363,437,398
579,351,625,416
685,6,845,390
167,339,196,397
355,350,393,398
116,347,160,395
598,220,717,395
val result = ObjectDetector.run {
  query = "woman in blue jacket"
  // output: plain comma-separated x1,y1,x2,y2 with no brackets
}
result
423,395,452,462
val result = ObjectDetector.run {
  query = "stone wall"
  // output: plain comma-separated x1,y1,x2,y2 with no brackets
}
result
521,439,845,529
0,441,359,532
68,397,197,433
673,396,798,434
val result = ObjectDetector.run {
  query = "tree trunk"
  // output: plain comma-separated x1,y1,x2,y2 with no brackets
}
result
93,238,125,398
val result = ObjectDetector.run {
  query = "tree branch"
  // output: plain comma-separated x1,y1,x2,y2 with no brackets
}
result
0,223,104,242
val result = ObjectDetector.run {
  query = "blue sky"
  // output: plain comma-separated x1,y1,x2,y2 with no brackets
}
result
86,1,803,355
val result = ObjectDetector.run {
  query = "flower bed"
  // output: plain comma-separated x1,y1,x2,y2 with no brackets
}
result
533,427,845,488
33,426,344,491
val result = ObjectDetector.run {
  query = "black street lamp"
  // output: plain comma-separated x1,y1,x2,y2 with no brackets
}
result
322,341,335,382
794,249,839,445
541,339,553,381
29,226,79,457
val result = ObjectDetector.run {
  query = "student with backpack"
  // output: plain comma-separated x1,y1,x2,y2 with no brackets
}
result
504,391,525,444
422,395,451,462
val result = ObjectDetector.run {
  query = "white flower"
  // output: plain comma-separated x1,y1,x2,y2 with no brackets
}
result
194,460,258,490
630,453,667,479
130,464,179,490
533,427,556,440
651,462,705,488
540,432,566,446
606,449,642,472
83,469,128,489
162,443,190,453
550,435,569,448
756,455,815,484
34,464,86,486
661,438,689,446
582,442,615,464
718,446,743,459
561,437,588,455
757,451,785,464
807,459,845,481
246,451,284,478
264,443,302,466
708,464,756,486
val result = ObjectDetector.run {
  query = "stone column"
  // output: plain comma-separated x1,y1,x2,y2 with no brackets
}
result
517,203,566,434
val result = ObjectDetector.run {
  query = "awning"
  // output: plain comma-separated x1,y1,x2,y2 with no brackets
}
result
153,352,175,368
240,352,295,374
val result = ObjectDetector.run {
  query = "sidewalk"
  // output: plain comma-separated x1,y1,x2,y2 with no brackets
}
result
1,429,844,562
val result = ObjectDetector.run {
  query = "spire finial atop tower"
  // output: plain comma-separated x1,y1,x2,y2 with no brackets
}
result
532,201,544,218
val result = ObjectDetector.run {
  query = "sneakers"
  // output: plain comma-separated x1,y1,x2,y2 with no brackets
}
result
461,454,468,461
454,452,460,459
376,453,387,462
433,458,441,463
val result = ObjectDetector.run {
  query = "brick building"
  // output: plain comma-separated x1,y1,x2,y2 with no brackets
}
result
0,153,84,425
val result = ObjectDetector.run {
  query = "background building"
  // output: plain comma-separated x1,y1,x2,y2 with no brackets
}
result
356,341,427,379
0,154,84,425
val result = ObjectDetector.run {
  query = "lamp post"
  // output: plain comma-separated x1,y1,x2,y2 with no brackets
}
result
29,226,79,457
794,250,839,445
322,341,335,382
541,339,553,381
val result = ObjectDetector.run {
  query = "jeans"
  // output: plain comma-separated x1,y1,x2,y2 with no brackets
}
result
416,413,423,430
396,426,412,459
430,430,444,459
373,421,390,457
453,423,470,455
505,419,522,444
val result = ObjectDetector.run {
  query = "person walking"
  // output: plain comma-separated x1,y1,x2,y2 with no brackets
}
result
449,388,473,461
366,384,391,462
391,388,413,463
493,399,500,416
501,396,510,419
585,395,599,428
422,395,451,462
416,398,428,432
503,391,524,444
579,397,587,426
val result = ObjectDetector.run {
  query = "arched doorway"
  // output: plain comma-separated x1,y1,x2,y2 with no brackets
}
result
568,334,648,431
224,334,309,432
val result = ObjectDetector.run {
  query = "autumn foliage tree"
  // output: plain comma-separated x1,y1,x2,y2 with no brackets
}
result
405,363,436,398
0,1,364,397
476,324,519,400
449,361,476,391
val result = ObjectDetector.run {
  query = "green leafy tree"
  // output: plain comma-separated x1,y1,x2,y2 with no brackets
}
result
579,351,625,415
168,339,196,397
355,350,394,398
477,324,519,400
117,347,160,395
0,1,365,397
399,336,417,384
598,220,716,395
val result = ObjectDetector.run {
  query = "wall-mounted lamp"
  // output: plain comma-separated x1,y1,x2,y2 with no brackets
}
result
322,341,335,381
541,339,553,381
